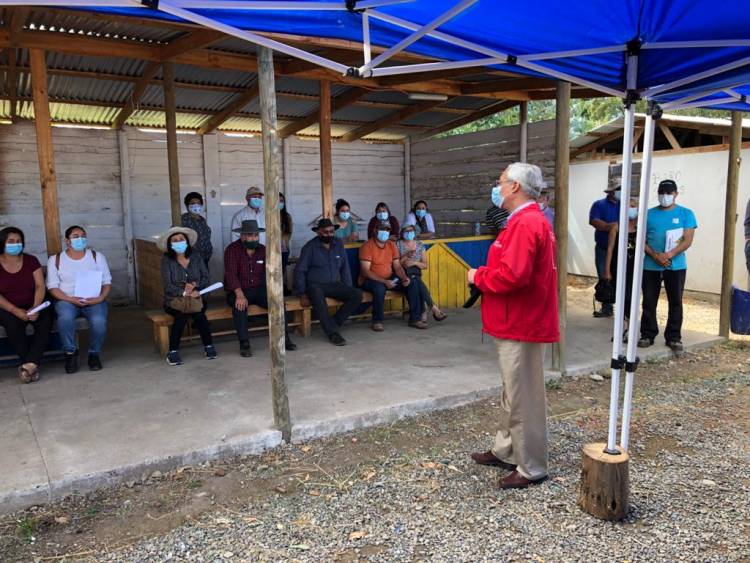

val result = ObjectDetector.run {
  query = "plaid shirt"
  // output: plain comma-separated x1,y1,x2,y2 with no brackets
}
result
223,240,266,292
181,212,213,262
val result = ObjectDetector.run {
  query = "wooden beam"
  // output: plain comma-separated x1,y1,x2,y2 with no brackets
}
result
460,77,554,95
29,49,61,256
719,111,743,337
319,81,333,217
659,123,681,150
8,7,30,45
571,128,628,158
416,100,518,139
159,29,224,61
529,87,604,100
6,49,18,122
552,81,571,374
278,87,367,138
112,61,161,130
257,46,292,443
163,62,181,226
632,127,644,152
197,84,260,135
340,100,442,143
377,67,505,87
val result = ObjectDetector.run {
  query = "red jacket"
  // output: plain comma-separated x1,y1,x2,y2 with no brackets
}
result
474,203,559,343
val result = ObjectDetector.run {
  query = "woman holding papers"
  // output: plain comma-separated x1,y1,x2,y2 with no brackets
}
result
0,227,53,383
47,225,112,374
159,226,217,366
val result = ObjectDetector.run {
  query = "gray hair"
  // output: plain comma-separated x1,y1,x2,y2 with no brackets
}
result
506,162,545,199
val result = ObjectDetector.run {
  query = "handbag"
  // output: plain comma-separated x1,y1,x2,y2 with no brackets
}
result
169,295,202,314
594,279,616,304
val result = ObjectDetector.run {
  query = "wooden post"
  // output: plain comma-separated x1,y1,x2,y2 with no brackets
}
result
719,111,743,337
29,48,61,256
258,46,292,442
117,130,136,302
319,80,334,218
552,82,570,373
163,62,181,226
578,442,630,521
519,101,528,163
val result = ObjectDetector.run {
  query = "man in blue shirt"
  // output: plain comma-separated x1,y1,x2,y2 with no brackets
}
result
589,184,621,317
294,218,363,346
638,180,697,353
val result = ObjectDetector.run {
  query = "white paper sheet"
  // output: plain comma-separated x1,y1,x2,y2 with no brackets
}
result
27,301,51,315
199,282,224,296
665,228,684,254
74,270,103,298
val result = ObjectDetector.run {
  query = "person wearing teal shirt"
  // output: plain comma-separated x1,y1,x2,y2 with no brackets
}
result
638,180,697,353
333,198,360,241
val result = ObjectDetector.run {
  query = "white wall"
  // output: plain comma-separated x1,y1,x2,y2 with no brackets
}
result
569,148,750,294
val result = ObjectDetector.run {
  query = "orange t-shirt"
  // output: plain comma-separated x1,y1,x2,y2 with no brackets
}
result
358,239,398,284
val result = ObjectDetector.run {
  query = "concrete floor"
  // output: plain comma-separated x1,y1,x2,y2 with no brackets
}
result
0,302,721,512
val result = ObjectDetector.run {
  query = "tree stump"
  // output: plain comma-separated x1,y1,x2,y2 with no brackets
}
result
578,442,629,521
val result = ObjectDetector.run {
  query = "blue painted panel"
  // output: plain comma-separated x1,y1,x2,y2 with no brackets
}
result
446,239,493,269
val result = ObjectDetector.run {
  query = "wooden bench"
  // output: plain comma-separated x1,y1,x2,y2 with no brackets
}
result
0,317,89,367
147,297,311,357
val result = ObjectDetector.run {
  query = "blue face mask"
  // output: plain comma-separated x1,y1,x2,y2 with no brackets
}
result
71,237,87,251
188,204,203,214
491,186,504,209
415,209,427,219
5,242,23,256
249,197,263,209
612,191,621,202
377,230,390,242
376,211,389,221
278,202,285,211
339,211,351,221
628,207,638,220
171,241,188,254
403,231,416,241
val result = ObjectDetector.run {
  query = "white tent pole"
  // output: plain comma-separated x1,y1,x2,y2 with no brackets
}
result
645,53,750,96
519,44,625,62
605,54,638,454
154,0,351,75
620,107,658,451
663,96,739,111
362,12,372,65
369,57,506,76
358,0,478,75
642,39,750,49
170,0,415,8
659,84,744,109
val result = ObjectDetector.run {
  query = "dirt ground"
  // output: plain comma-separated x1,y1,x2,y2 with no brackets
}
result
1,335,748,562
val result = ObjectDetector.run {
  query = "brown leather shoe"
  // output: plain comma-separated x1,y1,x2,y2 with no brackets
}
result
409,320,428,329
372,322,384,332
498,470,548,490
470,451,516,471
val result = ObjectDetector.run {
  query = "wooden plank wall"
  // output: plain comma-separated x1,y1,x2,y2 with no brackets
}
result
0,122,129,298
410,120,556,237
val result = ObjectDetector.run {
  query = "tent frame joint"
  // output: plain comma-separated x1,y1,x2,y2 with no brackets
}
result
141,0,159,8
346,0,365,13
610,355,626,370
603,446,622,456
647,100,663,120
505,54,517,65
625,37,642,56
624,89,640,108
625,358,640,372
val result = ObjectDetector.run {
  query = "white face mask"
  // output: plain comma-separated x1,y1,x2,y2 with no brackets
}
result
658,194,675,208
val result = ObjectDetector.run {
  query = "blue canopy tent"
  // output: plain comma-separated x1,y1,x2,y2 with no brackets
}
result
4,0,749,462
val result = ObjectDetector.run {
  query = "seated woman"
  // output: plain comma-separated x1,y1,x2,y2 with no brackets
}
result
397,224,447,323
367,202,400,241
403,200,436,240
604,197,639,341
159,226,217,366
333,198,360,241
0,227,53,383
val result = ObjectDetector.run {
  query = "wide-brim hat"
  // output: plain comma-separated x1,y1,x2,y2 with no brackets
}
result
156,226,197,252
245,186,264,197
604,184,621,193
233,219,266,234
312,218,340,232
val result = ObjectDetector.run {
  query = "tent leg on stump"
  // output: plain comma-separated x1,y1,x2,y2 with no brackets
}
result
578,443,630,521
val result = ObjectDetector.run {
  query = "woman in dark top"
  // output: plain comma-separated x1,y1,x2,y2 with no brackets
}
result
0,227,53,383
604,197,638,339
367,202,400,241
279,193,293,294
159,226,216,366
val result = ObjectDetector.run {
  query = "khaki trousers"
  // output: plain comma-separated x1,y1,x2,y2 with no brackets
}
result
491,339,548,480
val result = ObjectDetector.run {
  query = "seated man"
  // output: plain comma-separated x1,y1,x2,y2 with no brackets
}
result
224,220,297,357
358,221,425,331
47,225,112,373
294,218,363,346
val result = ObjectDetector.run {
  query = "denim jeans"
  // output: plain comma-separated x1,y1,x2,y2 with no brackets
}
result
55,300,108,354
594,244,612,314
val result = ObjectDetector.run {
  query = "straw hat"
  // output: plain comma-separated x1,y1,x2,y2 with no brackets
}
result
156,226,197,252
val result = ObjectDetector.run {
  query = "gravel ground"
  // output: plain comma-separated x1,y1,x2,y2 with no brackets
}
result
4,342,747,562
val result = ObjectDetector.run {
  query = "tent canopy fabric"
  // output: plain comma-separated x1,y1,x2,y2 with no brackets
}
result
77,0,750,112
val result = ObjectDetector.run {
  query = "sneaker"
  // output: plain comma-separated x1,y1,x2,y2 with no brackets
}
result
637,338,654,348
166,350,183,366
64,351,79,374
667,340,684,353
593,309,613,318
285,335,298,351
88,353,103,371
372,322,385,332
329,332,346,346
204,345,218,360
239,341,253,357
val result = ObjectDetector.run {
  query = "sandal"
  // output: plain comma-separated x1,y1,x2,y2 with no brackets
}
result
432,309,447,322
18,363,35,384
29,363,39,382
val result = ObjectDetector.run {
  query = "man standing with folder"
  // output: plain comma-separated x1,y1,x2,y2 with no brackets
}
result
639,179,697,353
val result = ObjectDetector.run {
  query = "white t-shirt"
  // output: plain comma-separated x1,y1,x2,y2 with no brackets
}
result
230,206,266,244
46,249,112,296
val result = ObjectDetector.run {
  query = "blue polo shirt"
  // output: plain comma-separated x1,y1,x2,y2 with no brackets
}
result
589,197,620,248
643,204,698,272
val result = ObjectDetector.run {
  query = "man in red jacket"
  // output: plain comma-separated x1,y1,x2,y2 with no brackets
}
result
468,162,559,490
